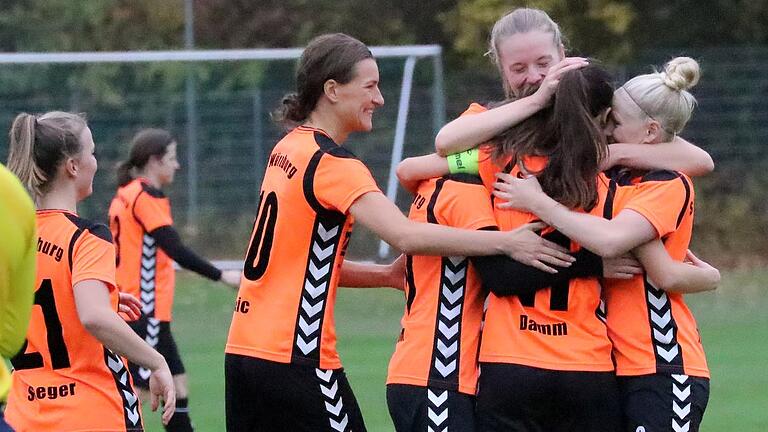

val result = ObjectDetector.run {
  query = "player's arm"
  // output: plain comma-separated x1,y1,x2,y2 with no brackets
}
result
435,58,589,156
349,191,573,272
472,237,642,296
471,247,601,297
633,241,720,293
150,226,240,287
73,279,176,423
605,137,714,176
396,154,449,194
339,255,405,290
435,97,544,156
493,174,658,258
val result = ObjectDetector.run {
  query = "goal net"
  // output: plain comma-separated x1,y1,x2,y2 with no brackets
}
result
0,47,445,265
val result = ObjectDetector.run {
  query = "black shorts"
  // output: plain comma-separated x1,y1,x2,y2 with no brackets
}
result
386,384,475,432
128,317,185,388
225,354,366,432
618,374,710,432
475,363,622,432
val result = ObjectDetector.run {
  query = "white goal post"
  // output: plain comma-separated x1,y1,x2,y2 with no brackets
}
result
0,46,445,266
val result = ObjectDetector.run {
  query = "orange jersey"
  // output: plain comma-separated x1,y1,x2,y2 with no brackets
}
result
6,210,143,432
603,170,708,377
387,175,497,395
226,126,381,369
480,165,614,372
109,178,175,321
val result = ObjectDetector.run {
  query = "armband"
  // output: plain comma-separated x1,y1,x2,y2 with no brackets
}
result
447,148,479,175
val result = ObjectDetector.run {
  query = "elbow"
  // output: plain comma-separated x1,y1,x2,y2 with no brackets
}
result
79,312,108,337
392,235,419,255
592,241,627,259
650,274,684,292
434,130,452,156
396,161,415,184
388,224,423,255
698,155,715,176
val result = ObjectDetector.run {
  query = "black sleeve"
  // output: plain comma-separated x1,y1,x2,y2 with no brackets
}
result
470,248,603,297
149,226,222,281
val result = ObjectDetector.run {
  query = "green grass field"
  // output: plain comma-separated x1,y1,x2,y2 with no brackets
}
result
142,270,768,431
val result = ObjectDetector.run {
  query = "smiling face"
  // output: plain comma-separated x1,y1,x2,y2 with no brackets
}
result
497,30,564,97
607,89,660,144
334,58,384,134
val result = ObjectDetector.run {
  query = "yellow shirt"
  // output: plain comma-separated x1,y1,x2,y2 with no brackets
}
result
0,163,36,401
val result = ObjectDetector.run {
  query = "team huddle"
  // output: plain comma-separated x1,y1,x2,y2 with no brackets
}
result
0,6,720,432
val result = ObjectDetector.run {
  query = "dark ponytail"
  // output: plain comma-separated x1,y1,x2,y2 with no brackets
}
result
488,64,613,211
272,33,373,128
117,128,175,187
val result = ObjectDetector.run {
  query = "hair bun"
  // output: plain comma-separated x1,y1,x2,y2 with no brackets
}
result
662,57,700,92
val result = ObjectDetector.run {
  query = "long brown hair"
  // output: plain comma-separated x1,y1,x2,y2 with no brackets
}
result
272,33,373,128
116,128,175,187
7,111,87,199
487,64,613,211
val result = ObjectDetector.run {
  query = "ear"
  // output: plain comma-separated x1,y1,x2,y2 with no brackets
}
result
644,120,663,143
558,44,566,60
64,157,78,178
597,107,611,129
323,79,340,103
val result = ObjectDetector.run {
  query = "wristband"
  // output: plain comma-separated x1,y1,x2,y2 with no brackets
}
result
447,148,479,174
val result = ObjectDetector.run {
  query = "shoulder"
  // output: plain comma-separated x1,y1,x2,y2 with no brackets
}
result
444,173,484,186
63,213,113,244
139,181,166,198
314,132,360,161
638,169,684,183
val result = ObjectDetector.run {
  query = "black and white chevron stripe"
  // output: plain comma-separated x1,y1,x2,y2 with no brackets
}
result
427,389,449,432
596,299,607,323
138,234,159,381
316,368,350,432
140,234,157,317
671,374,692,432
105,348,142,430
428,256,467,389
293,220,342,363
138,317,161,382
645,280,682,369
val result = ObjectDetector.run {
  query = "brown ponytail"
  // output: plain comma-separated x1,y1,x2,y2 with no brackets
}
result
7,111,87,199
488,64,613,211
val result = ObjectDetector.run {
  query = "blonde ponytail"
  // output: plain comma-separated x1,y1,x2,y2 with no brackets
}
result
7,113,46,198
6,111,87,199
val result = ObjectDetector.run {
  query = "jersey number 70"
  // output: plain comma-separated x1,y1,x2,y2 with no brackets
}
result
243,191,278,281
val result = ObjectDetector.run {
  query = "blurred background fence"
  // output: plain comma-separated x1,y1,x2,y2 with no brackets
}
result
0,45,766,266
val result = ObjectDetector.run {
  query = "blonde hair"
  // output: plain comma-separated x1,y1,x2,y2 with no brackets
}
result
620,56,700,139
6,111,88,199
488,8,564,98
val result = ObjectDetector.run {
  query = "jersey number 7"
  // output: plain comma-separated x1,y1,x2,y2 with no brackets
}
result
11,279,71,370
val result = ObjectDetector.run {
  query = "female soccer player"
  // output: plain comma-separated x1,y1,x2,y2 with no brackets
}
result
385,164,642,431
494,57,716,432
402,8,713,182
224,33,574,432
109,128,240,431
4,111,175,431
